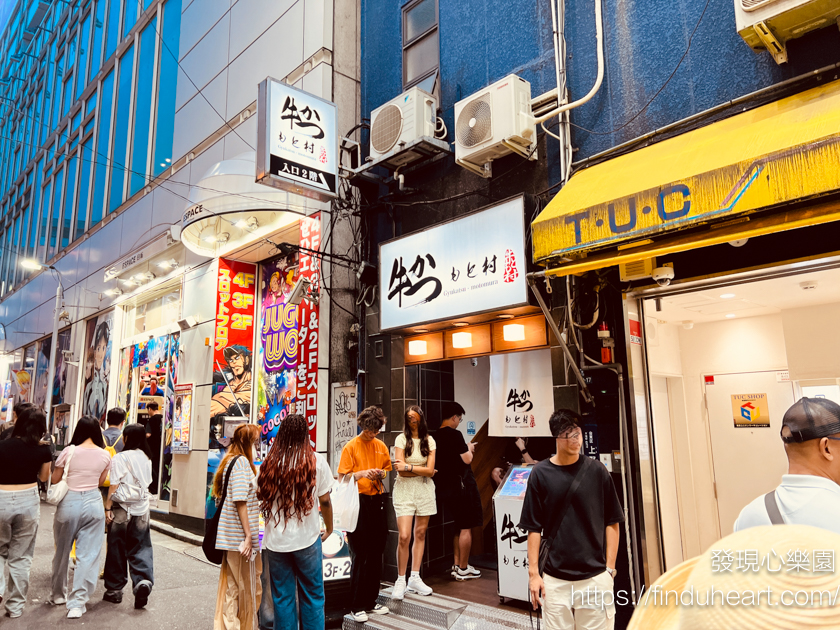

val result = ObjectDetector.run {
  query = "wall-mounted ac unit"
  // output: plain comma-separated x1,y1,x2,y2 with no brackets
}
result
369,87,437,168
454,75,537,178
735,0,840,64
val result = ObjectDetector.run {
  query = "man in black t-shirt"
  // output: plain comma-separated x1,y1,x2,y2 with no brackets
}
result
140,402,163,494
520,409,623,630
433,401,483,581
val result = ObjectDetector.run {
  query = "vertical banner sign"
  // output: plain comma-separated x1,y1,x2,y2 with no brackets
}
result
330,382,357,475
160,332,179,502
82,311,114,425
489,349,553,437
297,214,321,447
172,383,193,454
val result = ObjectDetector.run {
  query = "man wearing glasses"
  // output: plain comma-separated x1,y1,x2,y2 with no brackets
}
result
734,397,840,534
520,409,623,630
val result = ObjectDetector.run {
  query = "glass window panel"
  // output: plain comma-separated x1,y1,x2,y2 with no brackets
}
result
130,17,155,196
72,109,82,132
415,71,437,94
28,160,42,258
21,205,32,268
38,180,52,261
75,15,91,100
62,74,73,118
405,0,435,43
48,168,64,259
75,138,92,240
10,214,21,290
90,0,106,81
404,30,438,85
66,32,78,75
91,69,113,226
123,0,137,38
62,154,77,248
70,133,80,150
152,0,182,177
105,0,121,61
109,45,133,213
86,90,97,115
51,53,64,131
84,118,95,136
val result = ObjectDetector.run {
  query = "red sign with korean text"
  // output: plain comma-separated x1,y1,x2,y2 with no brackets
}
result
297,215,321,446
215,259,258,365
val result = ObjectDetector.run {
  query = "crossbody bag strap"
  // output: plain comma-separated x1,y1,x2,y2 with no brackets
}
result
543,456,592,550
217,455,242,514
63,444,76,479
764,490,785,525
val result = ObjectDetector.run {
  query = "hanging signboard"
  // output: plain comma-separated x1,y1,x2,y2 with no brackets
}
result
379,196,528,331
489,348,553,437
297,215,321,447
330,381,357,475
731,393,770,428
256,78,338,201
172,383,193,454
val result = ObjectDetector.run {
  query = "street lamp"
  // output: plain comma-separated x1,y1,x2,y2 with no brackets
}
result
21,260,64,428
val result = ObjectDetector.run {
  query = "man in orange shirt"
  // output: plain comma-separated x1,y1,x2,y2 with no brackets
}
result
338,406,393,623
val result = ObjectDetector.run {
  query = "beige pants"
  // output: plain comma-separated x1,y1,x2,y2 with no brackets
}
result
543,571,616,630
214,550,263,630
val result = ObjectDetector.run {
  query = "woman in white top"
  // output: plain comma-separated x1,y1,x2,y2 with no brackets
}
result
257,413,333,630
103,423,154,609
392,406,436,599
49,416,112,619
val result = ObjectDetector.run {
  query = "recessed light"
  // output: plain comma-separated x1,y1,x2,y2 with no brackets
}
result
414,329,428,334
452,322,469,327
725,313,736,319
452,332,472,349
497,314,515,319
503,324,526,342
720,293,736,299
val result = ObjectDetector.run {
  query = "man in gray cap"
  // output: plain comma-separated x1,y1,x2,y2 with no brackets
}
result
735,397,840,534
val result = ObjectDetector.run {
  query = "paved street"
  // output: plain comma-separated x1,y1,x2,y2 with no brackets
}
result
4,504,219,629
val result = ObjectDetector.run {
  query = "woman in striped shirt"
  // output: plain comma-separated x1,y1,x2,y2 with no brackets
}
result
212,423,261,630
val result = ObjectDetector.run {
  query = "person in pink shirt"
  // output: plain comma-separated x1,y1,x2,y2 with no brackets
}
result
49,416,112,620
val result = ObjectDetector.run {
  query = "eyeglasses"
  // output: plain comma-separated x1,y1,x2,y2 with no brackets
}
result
559,432,582,441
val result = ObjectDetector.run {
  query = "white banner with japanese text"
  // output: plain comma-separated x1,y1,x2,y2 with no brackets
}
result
379,196,528,331
489,349,553,437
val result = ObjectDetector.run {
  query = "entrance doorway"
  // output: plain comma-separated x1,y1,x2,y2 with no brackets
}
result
642,265,840,564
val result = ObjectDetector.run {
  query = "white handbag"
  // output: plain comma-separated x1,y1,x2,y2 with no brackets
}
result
46,445,76,506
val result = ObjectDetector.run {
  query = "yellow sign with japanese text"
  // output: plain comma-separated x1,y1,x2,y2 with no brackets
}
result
731,393,770,428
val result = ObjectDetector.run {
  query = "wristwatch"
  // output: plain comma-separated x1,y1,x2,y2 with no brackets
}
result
607,567,617,578
520,448,529,455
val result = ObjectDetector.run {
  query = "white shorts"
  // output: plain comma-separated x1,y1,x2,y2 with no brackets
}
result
543,571,616,630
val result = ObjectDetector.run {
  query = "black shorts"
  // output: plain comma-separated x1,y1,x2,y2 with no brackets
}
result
441,472,483,531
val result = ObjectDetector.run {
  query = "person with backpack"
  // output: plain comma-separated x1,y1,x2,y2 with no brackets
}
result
102,424,154,609
212,423,262,629
101,408,126,502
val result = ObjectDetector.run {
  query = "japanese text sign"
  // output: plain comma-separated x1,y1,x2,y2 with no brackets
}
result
297,215,321,446
489,348,553,437
214,259,257,366
257,79,338,201
378,196,528,331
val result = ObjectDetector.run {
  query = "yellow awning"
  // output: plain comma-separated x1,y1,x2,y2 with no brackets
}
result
532,79,840,269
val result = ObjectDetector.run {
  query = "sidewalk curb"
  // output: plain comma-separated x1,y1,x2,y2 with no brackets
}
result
150,519,204,546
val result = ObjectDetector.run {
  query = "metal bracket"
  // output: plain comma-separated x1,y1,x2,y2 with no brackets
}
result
753,21,787,65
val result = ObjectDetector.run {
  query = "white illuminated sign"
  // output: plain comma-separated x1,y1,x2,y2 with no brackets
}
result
256,78,338,201
379,196,528,331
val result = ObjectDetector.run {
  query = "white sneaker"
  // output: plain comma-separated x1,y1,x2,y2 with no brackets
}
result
407,575,433,596
368,604,390,615
67,608,85,619
463,564,481,576
392,577,407,600
47,597,66,605
454,566,481,581
450,564,458,578
350,610,368,622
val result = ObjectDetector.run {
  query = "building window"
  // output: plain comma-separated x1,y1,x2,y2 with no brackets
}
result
402,0,439,96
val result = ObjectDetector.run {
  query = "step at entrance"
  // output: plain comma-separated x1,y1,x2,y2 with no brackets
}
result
377,588,466,628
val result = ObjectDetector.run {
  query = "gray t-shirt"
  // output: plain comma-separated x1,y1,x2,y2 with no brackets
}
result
102,427,124,452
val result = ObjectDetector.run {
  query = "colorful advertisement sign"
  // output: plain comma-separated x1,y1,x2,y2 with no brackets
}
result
172,383,193,455
82,311,114,424
11,369,31,402
297,215,321,447
731,393,770,428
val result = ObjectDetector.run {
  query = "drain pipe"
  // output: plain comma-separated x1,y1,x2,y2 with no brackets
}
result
526,273,592,403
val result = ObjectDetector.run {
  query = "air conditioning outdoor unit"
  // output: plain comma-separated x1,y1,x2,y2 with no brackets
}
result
454,74,537,178
735,0,840,64
369,87,437,168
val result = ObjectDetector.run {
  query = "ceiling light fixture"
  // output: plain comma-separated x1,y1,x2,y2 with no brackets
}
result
452,322,469,328
408,340,428,356
414,329,429,334
497,314,515,319
720,293,736,299
503,323,526,342
452,332,472,349
725,313,736,319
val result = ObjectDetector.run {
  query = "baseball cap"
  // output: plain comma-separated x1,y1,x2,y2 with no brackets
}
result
780,397,840,443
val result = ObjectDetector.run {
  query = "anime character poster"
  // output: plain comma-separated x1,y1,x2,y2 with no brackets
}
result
33,341,50,410
11,369,31,403
256,251,300,460
172,383,193,454
51,330,71,414
82,312,114,425
160,332,178,502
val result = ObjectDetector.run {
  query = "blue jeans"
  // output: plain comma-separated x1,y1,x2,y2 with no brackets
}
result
259,550,274,630
52,489,106,611
265,538,325,630
0,487,40,616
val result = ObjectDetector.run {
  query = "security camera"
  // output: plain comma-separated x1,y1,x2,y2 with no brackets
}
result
651,266,675,287
288,277,312,305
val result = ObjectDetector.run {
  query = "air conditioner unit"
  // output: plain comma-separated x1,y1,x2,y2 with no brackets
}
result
369,87,437,168
454,74,537,178
735,0,840,64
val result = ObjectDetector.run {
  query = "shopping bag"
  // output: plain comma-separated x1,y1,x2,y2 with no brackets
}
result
332,475,360,533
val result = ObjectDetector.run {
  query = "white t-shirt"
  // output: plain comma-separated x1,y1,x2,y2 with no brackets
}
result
262,452,334,553
734,474,840,535
111,450,152,516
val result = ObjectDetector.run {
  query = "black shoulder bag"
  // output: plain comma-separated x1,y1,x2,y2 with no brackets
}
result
538,455,592,576
203,455,242,565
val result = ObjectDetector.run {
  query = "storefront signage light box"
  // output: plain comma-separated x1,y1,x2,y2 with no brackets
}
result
256,78,338,202
103,232,173,282
379,196,528,331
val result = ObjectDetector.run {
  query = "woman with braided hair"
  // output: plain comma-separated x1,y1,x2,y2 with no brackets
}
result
257,414,334,630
